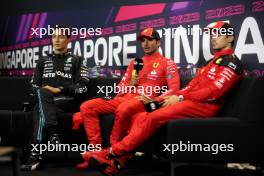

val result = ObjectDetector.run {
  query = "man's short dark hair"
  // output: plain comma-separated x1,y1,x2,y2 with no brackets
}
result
137,28,161,41
222,23,235,47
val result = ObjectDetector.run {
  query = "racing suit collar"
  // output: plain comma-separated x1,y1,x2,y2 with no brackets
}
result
214,48,233,58
48,50,71,59
52,50,71,57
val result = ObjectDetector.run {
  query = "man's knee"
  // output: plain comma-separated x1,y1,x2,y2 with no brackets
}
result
80,98,104,114
115,99,142,115
80,101,92,113
39,87,51,95
38,88,54,103
115,103,132,118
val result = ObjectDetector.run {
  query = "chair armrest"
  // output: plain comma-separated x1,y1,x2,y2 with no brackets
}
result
162,117,241,162
166,117,240,144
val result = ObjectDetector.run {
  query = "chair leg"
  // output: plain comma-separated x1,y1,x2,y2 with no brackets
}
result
170,162,175,176
12,150,20,176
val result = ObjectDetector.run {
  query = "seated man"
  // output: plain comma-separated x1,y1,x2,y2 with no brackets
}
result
21,25,90,171
73,27,180,169
80,21,244,175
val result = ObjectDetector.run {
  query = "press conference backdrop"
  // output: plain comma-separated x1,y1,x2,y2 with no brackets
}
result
0,0,264,79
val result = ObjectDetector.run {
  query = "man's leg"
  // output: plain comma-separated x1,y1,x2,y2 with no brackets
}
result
37,88,58,141
110,98,145,145
72,112,82,130
21,88,57,171
31,88,60,144
77,97,126,169
80,97,124,146
80,101,220,174
112,100,220,156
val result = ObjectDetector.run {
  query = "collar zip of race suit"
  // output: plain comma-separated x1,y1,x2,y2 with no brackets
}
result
214,48,234,59
52,50,71,58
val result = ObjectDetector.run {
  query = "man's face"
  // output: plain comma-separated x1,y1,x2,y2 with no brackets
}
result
52,28,70,53
210,34,233,50
141,37,160,55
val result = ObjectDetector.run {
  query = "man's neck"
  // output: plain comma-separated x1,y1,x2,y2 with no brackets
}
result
53,48,68,55
214,47,233,58
145,50,159,56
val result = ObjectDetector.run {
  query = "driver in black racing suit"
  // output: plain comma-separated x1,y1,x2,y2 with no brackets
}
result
21,25,89,171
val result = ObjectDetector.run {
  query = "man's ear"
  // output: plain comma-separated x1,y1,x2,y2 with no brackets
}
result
227,35,234,44
156,40,161,47
67,37,71,43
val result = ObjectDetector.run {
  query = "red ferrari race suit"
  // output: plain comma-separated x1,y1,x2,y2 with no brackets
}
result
112,49,243,156
73,52,180,145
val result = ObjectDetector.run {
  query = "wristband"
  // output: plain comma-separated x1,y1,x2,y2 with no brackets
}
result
178,95,184,102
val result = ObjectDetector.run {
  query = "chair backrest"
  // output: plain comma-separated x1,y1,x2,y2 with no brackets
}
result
237,76,264,123
217,76,264,123
0,76,32,110
217,77,252,118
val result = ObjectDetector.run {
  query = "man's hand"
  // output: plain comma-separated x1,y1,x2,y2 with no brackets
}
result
135,94,152,104
162,95,180,107
43,85,62,94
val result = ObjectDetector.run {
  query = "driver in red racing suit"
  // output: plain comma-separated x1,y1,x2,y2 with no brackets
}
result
80,21,244,175
74,27,180,169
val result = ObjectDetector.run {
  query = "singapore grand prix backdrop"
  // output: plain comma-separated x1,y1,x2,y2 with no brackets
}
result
0,0,264,79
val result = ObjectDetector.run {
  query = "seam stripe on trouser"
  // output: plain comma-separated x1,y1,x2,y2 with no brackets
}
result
37,89,46,143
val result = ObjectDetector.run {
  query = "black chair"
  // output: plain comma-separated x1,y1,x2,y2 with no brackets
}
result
163,76,264,176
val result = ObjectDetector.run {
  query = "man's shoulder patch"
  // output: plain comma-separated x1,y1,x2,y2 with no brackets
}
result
216,55,243,75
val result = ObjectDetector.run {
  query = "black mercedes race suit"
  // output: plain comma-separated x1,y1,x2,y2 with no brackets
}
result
30,51,89,144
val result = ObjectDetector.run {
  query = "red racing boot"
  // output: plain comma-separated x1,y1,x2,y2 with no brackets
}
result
101,154,133,176
76,149,109,170
87,148,113,169
76,148,112,170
